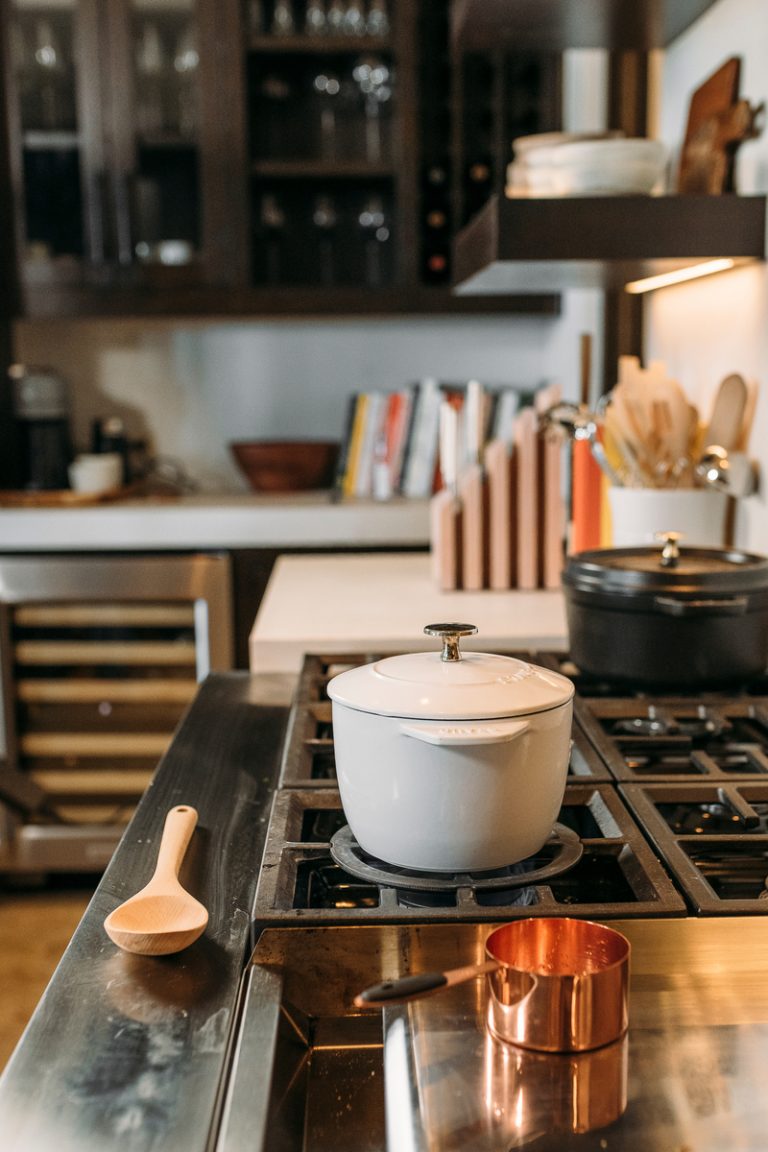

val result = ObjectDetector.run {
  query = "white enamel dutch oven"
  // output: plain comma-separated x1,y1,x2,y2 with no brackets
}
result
327,624,575,872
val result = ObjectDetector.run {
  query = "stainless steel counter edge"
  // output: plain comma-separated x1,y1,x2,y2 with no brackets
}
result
0,672,292,1152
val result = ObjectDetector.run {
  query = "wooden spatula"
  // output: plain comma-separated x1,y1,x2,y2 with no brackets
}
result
104,805,208,956
705,373,749,452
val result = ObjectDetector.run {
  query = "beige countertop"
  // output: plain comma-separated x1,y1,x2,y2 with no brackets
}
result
0,492,430,551
249,552,568,672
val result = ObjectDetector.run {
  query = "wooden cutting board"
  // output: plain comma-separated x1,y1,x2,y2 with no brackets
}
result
0,483,167,507
678,56,743,193
0,487,127,507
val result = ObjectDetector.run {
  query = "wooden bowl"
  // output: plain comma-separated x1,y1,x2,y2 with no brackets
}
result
230,440,340,493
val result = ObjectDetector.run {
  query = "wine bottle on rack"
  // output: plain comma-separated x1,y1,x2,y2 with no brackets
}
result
423,160,450,201
420,159,451,286
463,156,494,220
421,247,450,285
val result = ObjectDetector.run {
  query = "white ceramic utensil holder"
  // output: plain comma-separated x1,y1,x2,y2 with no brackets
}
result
608,486,729,548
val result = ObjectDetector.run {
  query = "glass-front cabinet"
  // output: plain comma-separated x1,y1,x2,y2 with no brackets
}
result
1,0,561,316
4,0,227,312
246,0,402,294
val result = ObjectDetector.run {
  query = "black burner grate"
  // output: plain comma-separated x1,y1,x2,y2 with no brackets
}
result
575,697,768,782
621,781,768,914
251,784,685,928
254,650,768,934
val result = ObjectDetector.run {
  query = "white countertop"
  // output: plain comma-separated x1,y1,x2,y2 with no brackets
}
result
249,552,568,673
0,493,430,551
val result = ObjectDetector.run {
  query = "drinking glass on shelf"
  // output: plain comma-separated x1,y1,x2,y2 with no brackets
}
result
312,193,338,284
357,193,388,286
270,0,295,36
326,0,345,34
173,24,199,73
136,20,165,75
135,21,166,133
352,56,391,163
305,0,327,35
365,0,390,37
260,72,293,156
33,17,65,129
173,23,199,137
260,192,287,282
343,0,366,36
312,69,341,159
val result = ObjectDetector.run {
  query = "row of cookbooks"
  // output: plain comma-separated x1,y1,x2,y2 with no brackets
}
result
334,376,568,590
334,377,535,503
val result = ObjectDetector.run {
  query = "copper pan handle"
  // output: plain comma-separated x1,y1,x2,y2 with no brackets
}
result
354,960,501,1008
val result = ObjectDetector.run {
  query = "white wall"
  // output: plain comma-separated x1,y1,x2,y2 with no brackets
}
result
14,296,603,492
648,0,768,552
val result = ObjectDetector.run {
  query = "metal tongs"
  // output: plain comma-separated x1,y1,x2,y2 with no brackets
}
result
694,445,759,498
541,401,626,487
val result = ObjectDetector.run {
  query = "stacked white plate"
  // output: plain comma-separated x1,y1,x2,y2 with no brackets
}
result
507,133,668,197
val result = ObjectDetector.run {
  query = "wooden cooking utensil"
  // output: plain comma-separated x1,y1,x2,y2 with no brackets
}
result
705,373,749,452
104,805,208,956
678,56,741,193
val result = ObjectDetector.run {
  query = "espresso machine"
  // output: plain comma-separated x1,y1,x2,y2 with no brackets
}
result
8,363,73,490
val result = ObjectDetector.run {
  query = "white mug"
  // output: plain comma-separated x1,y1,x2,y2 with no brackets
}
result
608,486,729,548
68,452,124,493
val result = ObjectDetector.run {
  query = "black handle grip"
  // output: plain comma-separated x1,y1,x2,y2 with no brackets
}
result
357,971,448,1005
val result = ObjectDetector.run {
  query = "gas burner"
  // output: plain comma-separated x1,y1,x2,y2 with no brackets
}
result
610,705,732,742
328,823,583,893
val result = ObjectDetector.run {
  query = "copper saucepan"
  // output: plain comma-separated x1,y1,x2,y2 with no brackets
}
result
356,917,630,1053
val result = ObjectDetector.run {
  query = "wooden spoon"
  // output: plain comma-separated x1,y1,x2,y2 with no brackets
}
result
104,805,208,956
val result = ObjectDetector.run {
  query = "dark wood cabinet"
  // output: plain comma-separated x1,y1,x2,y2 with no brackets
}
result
2,0,245,316
3,0,759,324
451,0,721,53
1,0,561,318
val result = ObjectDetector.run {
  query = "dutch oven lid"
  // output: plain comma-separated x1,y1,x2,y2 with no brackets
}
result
326,623,574,720
564,535,768,596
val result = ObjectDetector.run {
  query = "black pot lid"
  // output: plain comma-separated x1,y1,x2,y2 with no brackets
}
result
564,540,768,596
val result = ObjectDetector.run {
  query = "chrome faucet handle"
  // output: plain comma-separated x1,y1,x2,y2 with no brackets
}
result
655,531,683,567
424,623,478,662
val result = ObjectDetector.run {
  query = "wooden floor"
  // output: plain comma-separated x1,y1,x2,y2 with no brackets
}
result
0,884,93,1072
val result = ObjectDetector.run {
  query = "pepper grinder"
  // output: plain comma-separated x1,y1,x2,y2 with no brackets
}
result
92,416,130,482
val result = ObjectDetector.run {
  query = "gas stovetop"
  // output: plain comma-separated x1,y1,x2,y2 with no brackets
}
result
251,652,768,930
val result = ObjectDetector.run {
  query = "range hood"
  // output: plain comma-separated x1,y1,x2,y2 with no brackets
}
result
452,193,767,295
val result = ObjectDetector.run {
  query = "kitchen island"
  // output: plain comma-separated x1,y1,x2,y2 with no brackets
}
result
3,668,768,1151
249,552,569,672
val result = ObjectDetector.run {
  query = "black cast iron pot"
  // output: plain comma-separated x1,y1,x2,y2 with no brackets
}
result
562,536,768,688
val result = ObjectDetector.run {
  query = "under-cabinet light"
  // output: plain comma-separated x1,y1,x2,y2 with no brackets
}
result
624,259,737,294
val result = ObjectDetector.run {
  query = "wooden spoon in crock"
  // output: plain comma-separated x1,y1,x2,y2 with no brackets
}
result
104,805,208,956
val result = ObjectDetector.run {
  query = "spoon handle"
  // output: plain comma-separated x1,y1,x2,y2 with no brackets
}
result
153,805,199,884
